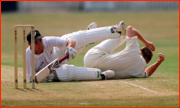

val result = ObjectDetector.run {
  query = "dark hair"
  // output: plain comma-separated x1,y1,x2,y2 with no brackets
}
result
141,46,153,63
27,30,43,43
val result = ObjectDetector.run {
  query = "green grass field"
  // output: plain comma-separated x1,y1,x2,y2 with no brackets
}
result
1,11,179,107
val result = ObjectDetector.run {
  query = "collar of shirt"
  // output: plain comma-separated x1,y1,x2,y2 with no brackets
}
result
35,52,44,59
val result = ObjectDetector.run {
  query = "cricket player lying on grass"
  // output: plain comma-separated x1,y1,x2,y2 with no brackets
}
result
84,25,165,79
26,21,126,82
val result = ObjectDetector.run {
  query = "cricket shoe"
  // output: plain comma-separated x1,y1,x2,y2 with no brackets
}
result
87,22,97,30
115,21,126,36
100,70,115,80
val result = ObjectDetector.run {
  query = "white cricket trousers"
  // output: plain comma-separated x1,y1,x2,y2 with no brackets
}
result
84,36,126,68
54,26,120,64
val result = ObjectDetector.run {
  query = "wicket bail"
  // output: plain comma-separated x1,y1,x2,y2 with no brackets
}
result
14,25,35,89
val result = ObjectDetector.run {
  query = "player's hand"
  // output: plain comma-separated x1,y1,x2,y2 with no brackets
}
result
145,41,155,51
65,46,77,61
158,53,165,63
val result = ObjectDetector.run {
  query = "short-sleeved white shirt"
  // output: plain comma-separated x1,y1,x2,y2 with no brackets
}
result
84,36,148,78
26,37,68,82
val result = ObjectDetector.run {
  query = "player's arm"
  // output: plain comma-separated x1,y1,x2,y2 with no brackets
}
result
48,37,77,61
66,39,76,48
126,26,155,51
65,39,77,61
145,53,165,77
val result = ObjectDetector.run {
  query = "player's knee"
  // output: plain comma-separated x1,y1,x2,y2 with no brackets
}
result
126,26,135,37
126,26,133,32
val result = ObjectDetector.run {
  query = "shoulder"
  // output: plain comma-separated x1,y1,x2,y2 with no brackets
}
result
42,36,68,48
26,46,30,53
43,36,66,43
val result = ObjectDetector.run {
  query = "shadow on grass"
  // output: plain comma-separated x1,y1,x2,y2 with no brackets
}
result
15,88,44,92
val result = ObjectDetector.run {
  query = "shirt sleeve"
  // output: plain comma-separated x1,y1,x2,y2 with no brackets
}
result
43,37,68,50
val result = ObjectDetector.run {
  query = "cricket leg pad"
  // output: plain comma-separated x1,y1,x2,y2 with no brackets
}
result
56,64,102,81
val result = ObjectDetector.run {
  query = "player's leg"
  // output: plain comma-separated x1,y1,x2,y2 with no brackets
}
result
54,22,97,61
84,24,126,68
55,64,103,81
55,21,125,62
60,21,125,52
83,21,126,45
83,37,126,68
93,21,126,54
94,36,126,54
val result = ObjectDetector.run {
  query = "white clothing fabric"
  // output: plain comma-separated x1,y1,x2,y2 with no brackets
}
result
84,36,149,78
26,37,68,82
56,64,102,81
27,26,120,82
54,26,120,64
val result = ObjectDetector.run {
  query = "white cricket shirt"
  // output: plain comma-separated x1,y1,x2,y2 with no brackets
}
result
26,37,68,82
